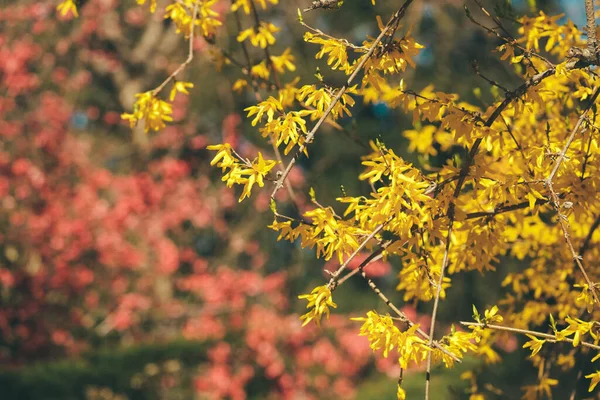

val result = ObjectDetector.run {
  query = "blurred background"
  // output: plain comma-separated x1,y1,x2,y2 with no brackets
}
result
0,0,588,398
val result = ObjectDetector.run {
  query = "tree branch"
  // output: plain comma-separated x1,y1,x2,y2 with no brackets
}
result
585,0,597,54
461,321,600,352
304,0,343,12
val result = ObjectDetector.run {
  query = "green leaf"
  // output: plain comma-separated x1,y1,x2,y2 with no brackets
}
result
314,68,324,82
549,314,557,333
453,153,463,168
472,305,481,322
309,187,316,202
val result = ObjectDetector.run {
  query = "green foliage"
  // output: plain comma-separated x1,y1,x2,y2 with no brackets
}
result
0,340,209,400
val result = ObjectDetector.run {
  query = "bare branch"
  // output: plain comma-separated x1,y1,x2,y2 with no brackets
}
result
304,0,343,12
152,2,199,97
327,223,387,290
585,0,597,54
424,203,455,400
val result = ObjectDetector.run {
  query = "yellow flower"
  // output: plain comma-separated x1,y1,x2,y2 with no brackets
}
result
352,311,400,357
304,32,349,71
170,81,194,101
586,371,600,392
404,125,438,156
352,310,429,367
237,22,280,49
198,0,223,36
261,110,311,154
251,61,270,80
57,0,78,17
270,48,296,73
136,0,157,13
484,305,503,324
121,91,173,132
561,316,596,347
522,334,545,357
207,143,236,170
232,79,248,93
575,284,595,313
238,152,278,202
298,285,337,327
244,96,283,126
166,0,222,37
164,3,198,37
232,0,278,14
397,385,406,400
362,33,424,74
207,145,277,202
296,84,356,120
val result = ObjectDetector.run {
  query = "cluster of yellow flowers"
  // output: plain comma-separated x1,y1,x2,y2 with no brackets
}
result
237,22,279,49
121,91,173,132
120,82,194,132
58,0,600,397
207,144,278,202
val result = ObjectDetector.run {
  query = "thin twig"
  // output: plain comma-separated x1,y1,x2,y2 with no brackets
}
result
580,125,594,179
424,203,455,400
249,0,281,88
585,0,597,54
472,60,509,93
461,321,600,352
580,214,600,257
327,223,387,290
465,197,552,219
569,368,584,400
233,3,254,76
151,2,198,97
501,115,535,177
300,20,362,49
398,368,405,396
467,0,554,68
336,249,385,285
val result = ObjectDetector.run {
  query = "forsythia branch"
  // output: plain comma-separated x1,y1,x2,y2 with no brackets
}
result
461,321,600,352
303,0,344,12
